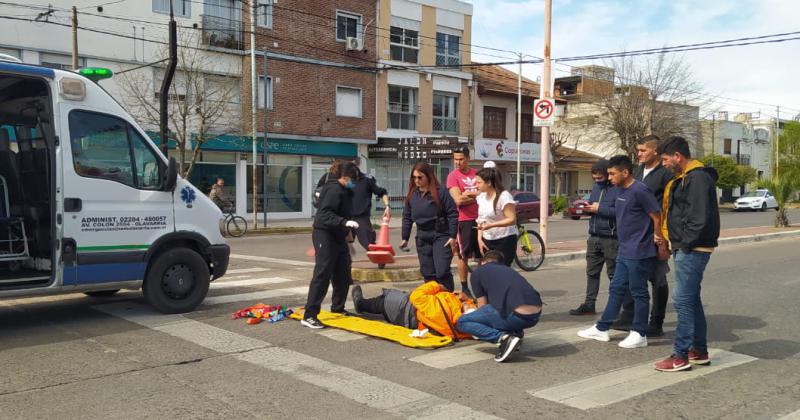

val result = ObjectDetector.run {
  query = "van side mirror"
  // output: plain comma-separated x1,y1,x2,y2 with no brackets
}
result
163,157,178,192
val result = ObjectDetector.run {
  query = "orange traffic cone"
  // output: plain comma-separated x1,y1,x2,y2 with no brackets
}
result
367,214,395,266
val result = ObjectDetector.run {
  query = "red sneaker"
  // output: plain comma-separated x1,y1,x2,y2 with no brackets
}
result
688,349,710,365
654,355,692,372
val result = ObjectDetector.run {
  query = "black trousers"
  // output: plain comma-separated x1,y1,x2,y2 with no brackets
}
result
415,229,454,291
353,215,376,251
484,234,517,266
305,229,352,319
584,235,618,305
620,259,670,327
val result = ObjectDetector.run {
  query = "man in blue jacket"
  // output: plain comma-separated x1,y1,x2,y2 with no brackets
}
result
570,159,622,315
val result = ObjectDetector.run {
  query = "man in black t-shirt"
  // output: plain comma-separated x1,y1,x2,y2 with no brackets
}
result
456,250,542,363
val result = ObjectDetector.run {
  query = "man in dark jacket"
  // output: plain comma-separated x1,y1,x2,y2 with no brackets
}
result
653,136,720,372
570,159,622,315
616,135,674,336
349,158,391,251
302,162,361,329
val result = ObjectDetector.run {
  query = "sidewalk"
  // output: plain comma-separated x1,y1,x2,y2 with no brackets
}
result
350,225,800,282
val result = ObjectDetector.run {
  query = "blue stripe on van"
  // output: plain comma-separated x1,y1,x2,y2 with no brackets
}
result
0,62,55,78
63,263,147,285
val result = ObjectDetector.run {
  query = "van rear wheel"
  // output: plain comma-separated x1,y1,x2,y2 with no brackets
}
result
144,247,210,314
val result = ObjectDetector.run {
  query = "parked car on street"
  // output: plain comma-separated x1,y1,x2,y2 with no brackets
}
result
734,189,778,211
513,191,555,222
567,193,591,220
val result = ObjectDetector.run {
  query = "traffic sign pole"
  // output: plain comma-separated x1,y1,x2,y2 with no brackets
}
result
539,0,552,246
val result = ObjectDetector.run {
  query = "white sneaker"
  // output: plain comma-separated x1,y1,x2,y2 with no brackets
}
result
577,325,610,342
618,331,648,348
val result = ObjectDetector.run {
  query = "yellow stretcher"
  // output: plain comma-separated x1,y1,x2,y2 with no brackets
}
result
290,309,453,349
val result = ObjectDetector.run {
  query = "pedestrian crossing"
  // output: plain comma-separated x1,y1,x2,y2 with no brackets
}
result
88,266,762,415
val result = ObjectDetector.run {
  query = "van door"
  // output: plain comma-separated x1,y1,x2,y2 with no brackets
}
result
60,107,174,286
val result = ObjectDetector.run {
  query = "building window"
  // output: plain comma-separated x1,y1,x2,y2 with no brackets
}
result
336,11,361,41
336,86,362,118
40,53,85,70
257,76,273,109
153,0,190,17
257,0,273,29
436,33,460,66
483,106,506,139
390,27,419,63
388,85,418,130
433,92,458,134
520,113,538,142
723,138,732,154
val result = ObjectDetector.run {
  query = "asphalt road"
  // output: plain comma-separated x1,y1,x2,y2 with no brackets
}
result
229,208,800,263
2,237,799,419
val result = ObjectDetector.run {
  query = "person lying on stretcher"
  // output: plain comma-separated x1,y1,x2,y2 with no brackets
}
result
351,281,476,340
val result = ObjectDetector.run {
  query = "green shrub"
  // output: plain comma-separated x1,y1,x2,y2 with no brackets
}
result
550,196,568,213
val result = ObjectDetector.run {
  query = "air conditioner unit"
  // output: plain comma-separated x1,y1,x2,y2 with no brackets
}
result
346,37,363,51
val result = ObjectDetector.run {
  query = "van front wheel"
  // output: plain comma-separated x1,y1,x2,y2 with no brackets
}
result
144,248,210,314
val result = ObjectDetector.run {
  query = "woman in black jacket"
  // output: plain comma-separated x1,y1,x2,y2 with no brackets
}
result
302,161,361,329
400,162,459,291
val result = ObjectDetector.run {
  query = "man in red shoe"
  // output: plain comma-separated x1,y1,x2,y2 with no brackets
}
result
653,136,720,372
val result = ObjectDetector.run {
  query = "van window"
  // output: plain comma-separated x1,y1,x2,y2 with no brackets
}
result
69,111,161,189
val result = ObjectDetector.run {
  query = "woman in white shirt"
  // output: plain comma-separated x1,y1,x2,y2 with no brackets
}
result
475,168,517,266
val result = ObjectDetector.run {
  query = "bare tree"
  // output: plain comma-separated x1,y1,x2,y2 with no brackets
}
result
118,30,241,181
596,52,705,161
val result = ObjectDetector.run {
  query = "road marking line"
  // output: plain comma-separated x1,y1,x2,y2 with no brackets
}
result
203,287,310,306
93,302,269,353
409,326,625,369
95,302,500,419
230,254,315,267
317,329,365,342
529,348,757,410
777,408,800,420
210,277,294,289
226,267,272,274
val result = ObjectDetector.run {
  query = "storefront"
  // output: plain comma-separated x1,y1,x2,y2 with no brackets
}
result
172,135,360,220
368,136,464,210
474,139,543,193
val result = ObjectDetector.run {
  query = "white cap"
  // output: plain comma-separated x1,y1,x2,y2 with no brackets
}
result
483,161,497,168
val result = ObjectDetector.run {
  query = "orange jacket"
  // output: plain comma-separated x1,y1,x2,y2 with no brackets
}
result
409,281,473,340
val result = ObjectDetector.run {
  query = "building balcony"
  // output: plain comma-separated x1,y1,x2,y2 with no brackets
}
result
201,14,243,50
436,53,461,67
433,116,458,134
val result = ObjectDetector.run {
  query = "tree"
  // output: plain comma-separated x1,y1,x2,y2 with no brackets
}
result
597,53,705,162
118,30,241,181
700,154,757,190
757,173,799,227
777,121,800,178
549,127,580,198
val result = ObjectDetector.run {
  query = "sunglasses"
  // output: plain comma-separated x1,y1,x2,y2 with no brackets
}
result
412,175,426,180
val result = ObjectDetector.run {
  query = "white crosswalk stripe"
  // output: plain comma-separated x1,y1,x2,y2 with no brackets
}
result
529,348,757,410
230,253,315,267
409,326,625,369
777,408,800,420
226,267,272,274
316,328,366,342
202,287,310,306
210,277,294,289
94,302,501,420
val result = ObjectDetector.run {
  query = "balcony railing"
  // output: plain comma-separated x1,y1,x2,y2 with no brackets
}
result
201,14,243,50
433,117,458,133
436,53,461,67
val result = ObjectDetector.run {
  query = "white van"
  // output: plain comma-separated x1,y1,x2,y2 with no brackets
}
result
0,60,230,313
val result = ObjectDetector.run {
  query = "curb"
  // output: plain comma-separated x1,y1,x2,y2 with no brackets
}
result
349,229,800,283
239,227,313,236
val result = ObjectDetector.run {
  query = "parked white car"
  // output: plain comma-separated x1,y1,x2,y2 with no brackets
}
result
734,189,778,211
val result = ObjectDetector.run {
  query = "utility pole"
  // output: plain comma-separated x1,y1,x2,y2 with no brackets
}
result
711,113,715,167
262,48,269,228
775,105,780,177
516,52,523,190
250,0,258,229
538,0,552,245
71,6,78,70
159,2,178,155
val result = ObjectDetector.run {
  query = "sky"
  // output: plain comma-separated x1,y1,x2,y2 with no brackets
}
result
468,0,800,121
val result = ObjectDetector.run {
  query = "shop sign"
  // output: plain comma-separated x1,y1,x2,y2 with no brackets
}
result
475,139,541,162
369,137,461,160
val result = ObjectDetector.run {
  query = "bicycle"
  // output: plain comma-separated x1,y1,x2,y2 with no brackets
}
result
223,209,248,237
514,223,545,271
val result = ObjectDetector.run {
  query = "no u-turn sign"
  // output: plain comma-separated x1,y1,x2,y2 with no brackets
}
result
534,98,555,127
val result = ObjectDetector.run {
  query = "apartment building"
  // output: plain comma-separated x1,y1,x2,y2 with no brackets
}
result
368,0,473,202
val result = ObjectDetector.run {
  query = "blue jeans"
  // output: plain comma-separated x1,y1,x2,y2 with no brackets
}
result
672,250,711,358
456,304,540,343
596,257,654,336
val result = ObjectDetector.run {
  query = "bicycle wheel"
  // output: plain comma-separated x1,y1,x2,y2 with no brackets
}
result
515,230,545,271
226,216,248,237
